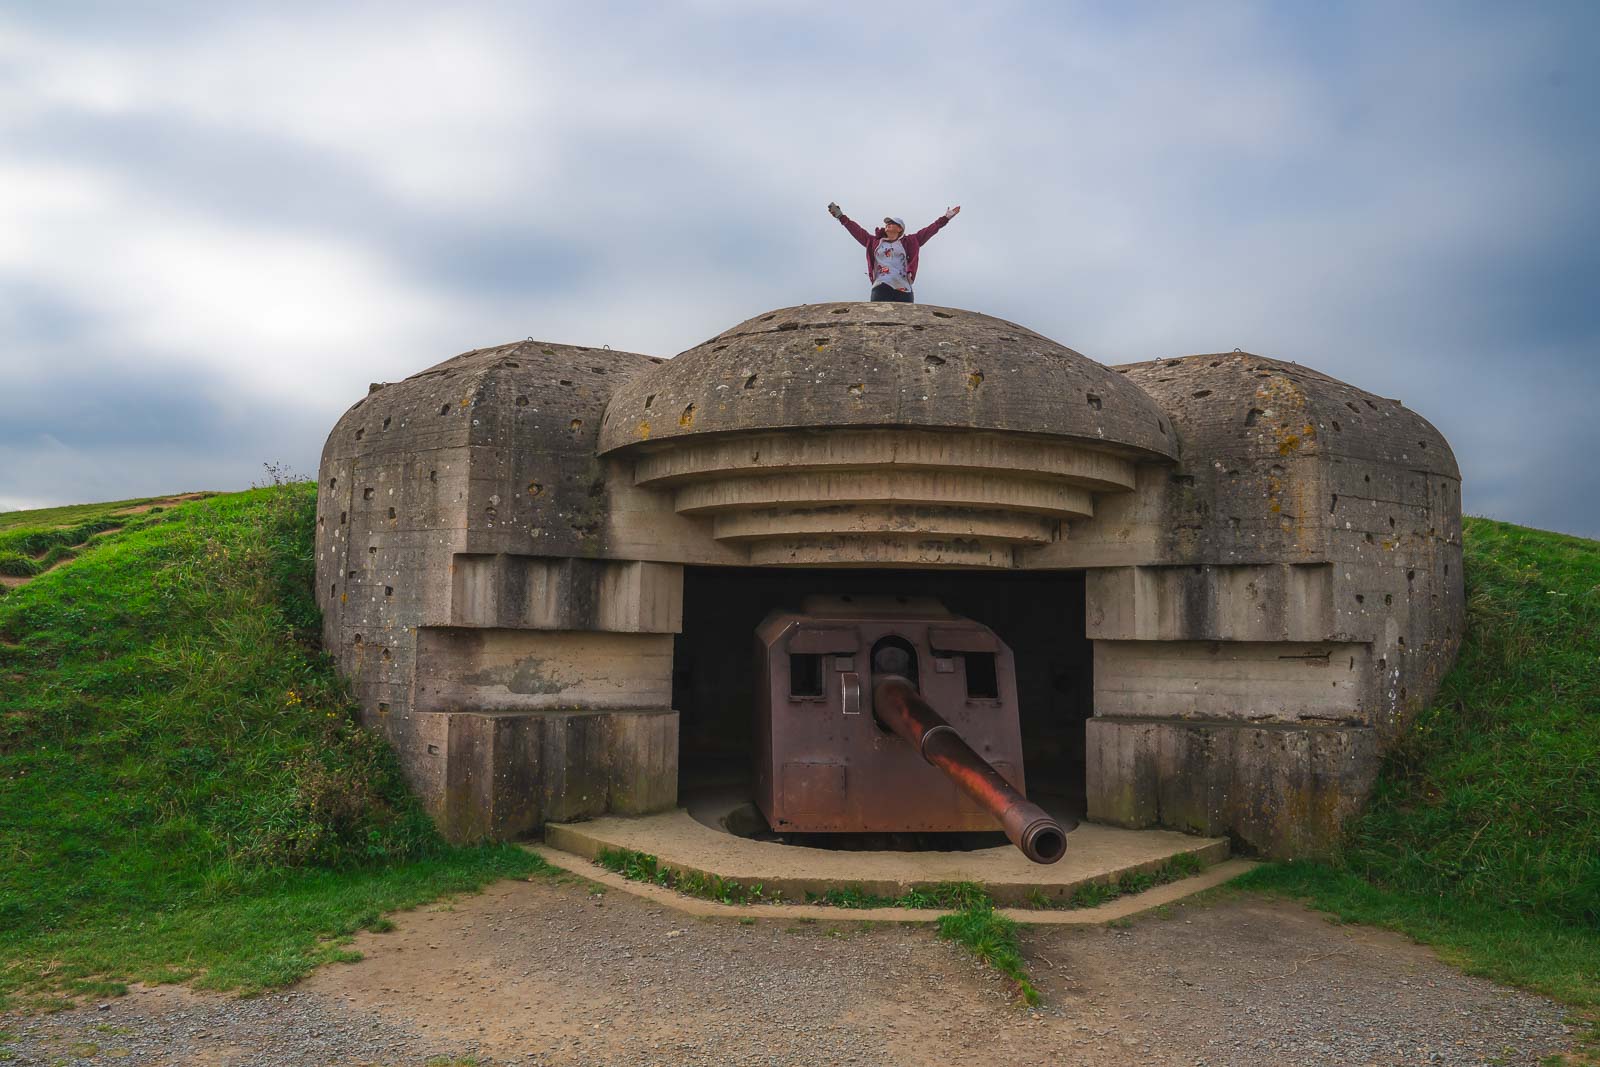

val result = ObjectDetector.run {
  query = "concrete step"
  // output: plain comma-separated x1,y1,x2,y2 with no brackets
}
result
542,807,1234,910
530,841,1254,924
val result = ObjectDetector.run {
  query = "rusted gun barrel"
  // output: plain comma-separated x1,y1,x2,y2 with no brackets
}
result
872,676,1066,864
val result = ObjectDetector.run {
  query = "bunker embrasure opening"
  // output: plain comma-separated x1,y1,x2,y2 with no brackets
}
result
672,566,1088,860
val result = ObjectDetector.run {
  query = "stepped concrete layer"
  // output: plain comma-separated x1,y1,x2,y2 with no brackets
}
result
597,304,1174,569
530,844,1258,923
543,808,1228,907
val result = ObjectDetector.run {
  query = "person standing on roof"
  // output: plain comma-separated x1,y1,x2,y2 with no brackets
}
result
827,202,961,303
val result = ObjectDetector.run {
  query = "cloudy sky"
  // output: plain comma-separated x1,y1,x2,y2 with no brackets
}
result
3,2,1596,536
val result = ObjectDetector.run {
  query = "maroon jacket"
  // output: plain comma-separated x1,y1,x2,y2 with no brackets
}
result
835,212,950,288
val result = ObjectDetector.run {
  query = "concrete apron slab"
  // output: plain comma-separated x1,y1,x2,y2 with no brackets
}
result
542,808,1234,910
530,843,1257,924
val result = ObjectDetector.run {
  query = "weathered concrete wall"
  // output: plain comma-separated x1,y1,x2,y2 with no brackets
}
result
1084,717,1379,857
1093,639,1373,722
413,629,674,712
431,707,677,842
315,340,685,842
1060,353,1463,856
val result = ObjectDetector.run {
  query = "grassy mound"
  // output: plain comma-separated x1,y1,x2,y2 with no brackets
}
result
1241,517,1600,1008
0,486,541,1008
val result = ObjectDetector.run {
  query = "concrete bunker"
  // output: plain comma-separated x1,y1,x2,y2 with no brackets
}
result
314,302,1464,860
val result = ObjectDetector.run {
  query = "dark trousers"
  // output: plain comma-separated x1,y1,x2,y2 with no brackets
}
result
870,284,914,303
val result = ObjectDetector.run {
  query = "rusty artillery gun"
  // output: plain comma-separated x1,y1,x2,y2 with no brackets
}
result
753,596,1066,864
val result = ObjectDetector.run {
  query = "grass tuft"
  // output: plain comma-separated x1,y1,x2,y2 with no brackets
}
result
0,496,188,579
0,498,160,532
1053,852,1206,909
595,848,778,905
805,857,1209,912
803,880,997,910
936,896,1039,1006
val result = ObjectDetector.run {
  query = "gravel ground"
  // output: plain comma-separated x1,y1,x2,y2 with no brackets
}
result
1,987,475,1067
1,872,1576,1066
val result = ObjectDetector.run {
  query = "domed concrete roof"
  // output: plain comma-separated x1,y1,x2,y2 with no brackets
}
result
598,303,1176,459
326,339,663,469
1116,351,1460,480
318,338,663,562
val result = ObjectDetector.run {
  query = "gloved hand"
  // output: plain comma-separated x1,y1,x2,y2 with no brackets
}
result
828,202,842,219
945,205,961,220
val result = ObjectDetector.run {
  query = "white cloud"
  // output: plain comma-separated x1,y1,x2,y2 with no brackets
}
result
0,158,462,406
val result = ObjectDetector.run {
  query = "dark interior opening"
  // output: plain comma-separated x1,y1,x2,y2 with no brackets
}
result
674,566,1093,814
869,634,920,687
963,651,1000,699
788,653,823,697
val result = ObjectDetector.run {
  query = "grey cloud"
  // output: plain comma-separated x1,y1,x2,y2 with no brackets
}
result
1,2,1596,540
9,110,594,300
0,359,331,511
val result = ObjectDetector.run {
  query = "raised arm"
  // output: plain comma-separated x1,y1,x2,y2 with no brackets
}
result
913,205,960,245
829,202,873,247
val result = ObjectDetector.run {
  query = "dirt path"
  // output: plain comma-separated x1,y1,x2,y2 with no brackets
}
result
0,549,92,588
109,492,212,517
2,873,1575,1066
1,493,212,591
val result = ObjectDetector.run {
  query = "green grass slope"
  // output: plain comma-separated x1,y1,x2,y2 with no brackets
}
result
1241,517,1600,1009
0,497,159,579
0,486,541,1009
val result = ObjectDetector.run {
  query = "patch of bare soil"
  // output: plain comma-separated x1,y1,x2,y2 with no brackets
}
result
1,875,1576,1067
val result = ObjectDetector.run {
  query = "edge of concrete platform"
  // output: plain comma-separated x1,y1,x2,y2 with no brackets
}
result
543,817,1231,907
528,843,1259,924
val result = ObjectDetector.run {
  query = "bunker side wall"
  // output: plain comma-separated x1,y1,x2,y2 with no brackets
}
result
1063,354,1464,857
316,342,687,842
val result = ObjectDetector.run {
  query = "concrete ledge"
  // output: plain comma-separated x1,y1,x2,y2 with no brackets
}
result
530,844,1256,923
543,808,1229,908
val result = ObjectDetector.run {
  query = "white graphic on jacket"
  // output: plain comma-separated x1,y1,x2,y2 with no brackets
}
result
872,239,912,292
